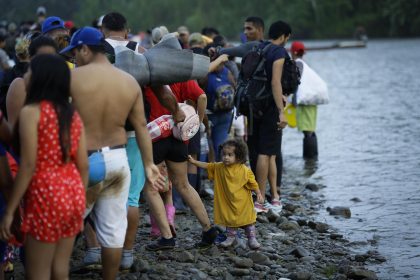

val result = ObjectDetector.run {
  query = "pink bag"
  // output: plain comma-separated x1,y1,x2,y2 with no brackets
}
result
172,103,200,141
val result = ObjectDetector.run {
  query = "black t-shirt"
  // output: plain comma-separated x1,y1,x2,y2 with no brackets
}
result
260,41,288,83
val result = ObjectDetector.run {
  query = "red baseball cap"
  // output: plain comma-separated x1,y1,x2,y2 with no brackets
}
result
291,41,305,54
64,21,74,29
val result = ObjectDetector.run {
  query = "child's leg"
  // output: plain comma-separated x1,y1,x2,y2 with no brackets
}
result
25,235,56,280
220,227,237,247
244,224,260,250
52,236,76,279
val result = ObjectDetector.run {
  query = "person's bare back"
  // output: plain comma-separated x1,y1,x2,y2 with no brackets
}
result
71,62,140,150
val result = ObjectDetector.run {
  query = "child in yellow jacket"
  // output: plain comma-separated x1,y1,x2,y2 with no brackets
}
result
189,139,263,249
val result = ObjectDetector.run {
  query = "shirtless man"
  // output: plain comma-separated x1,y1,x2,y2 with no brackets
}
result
86,12,185,270
61,26,162,280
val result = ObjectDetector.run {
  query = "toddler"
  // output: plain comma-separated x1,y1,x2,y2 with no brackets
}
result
189,139,263,249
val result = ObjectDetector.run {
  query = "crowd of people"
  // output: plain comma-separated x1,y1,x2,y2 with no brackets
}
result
0,7,324,280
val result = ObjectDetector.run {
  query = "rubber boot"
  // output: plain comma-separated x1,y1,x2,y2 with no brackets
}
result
149,213,161,239
303,132,318,159
245,225,261,250
165,204,177,237
220,227,237,248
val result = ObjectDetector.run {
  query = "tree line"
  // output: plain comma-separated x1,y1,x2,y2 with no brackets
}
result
1,0,419,39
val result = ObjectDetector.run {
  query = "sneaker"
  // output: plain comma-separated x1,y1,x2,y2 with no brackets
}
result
195,226,218,249
254,202,268,213
83,247,102,269
145,237,176,251
120,249,134,271
270,199,283,212
215,232,227,245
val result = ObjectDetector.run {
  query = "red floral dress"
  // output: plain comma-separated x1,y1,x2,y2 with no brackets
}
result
21,101,85,242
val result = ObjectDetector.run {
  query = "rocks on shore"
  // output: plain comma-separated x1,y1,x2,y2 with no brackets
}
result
63,179,379,280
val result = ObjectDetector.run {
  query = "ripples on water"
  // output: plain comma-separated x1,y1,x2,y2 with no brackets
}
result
282,39,420,279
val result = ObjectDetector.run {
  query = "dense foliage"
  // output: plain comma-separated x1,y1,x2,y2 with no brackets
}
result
1,0,419,39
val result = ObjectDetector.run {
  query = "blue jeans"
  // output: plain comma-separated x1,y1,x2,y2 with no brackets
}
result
208,111,233,161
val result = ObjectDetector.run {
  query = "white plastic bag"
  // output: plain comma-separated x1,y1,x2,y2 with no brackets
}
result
296,59,329,105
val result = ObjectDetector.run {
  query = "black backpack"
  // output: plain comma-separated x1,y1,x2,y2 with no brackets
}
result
282,55,301,96
235,43,272,119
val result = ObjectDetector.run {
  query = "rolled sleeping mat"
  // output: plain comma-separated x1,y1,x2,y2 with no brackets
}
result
114,45,150,84
114,33,210,86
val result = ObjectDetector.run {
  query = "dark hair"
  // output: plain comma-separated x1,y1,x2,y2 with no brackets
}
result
213,35,226,47
102,12,127,31
222,139,248,164
201,27,219,37
28,35,58,57
245,16,265,31
268,20,292,40
25,54,74,162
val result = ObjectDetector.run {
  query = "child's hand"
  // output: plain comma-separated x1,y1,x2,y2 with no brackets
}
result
187,155,195,163
256,192,264,204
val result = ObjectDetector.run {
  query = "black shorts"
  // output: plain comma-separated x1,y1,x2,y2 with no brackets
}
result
153,136,188,165
247,106,282,156
187,131,201,155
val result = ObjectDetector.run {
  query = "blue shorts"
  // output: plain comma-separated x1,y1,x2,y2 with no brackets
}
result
126,136,146,207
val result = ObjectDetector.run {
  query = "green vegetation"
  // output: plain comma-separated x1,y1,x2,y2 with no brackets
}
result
1,0,419,39
323,264,338,279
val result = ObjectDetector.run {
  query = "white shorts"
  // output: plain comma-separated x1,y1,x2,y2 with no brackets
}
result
85,148,131,248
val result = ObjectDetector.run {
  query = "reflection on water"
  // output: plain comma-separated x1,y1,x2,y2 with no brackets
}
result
282,39,420,279
303,159,318,177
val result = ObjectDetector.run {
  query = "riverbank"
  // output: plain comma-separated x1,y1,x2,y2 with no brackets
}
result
66,172,383,280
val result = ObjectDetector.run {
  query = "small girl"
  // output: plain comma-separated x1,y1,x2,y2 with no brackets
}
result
189,139,263,249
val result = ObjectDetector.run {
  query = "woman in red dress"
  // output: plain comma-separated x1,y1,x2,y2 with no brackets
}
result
0,54,88,279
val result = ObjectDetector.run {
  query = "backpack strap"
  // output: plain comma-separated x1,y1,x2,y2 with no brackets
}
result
126,41,138,51
103,39,115,56
261,42,272,54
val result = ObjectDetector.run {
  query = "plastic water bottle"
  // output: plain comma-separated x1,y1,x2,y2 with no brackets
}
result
147,115,175,142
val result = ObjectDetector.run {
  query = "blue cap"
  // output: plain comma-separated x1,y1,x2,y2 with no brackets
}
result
42,16,65,34
60,27,104,56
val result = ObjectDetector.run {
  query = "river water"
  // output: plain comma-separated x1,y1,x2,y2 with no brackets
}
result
282,39,420,279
